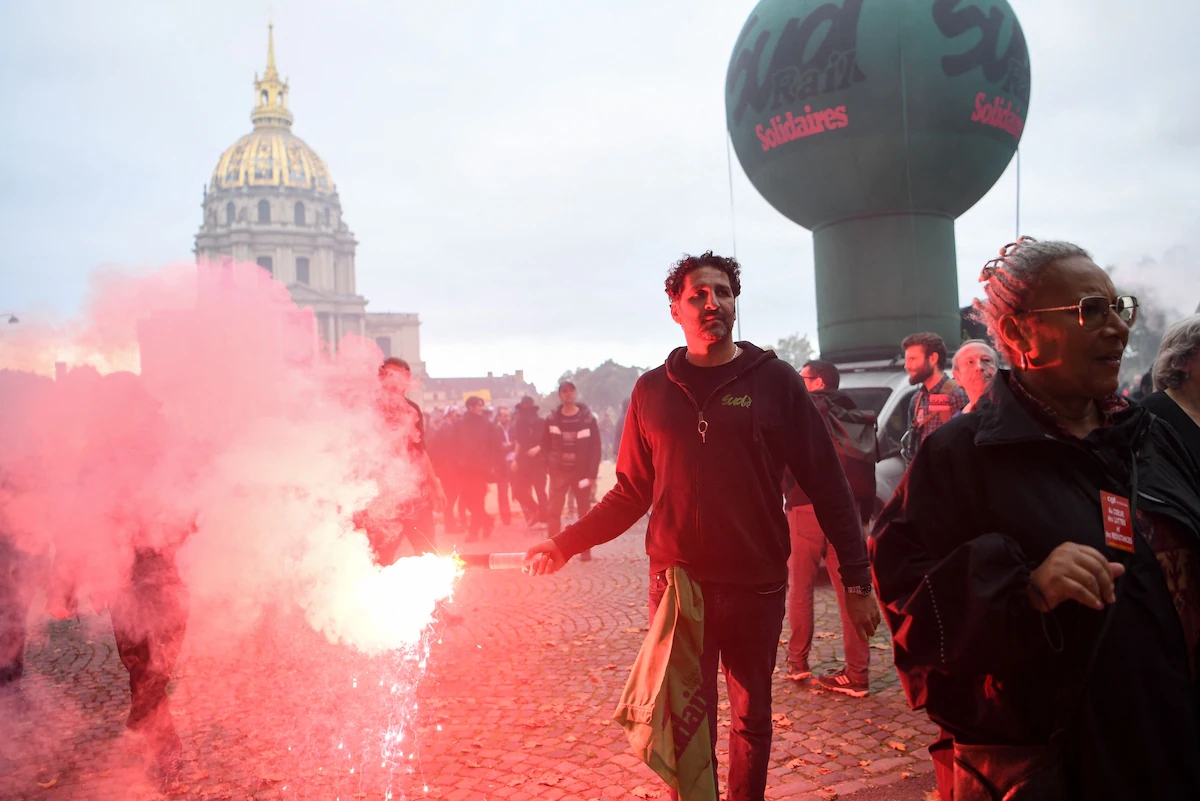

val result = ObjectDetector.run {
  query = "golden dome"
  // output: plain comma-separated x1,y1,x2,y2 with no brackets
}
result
209,24,334,196
211,129,333,194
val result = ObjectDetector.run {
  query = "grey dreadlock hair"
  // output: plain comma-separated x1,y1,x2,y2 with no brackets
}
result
972,237,1091,365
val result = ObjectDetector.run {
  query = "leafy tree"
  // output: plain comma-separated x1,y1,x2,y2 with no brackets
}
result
771,333,815,370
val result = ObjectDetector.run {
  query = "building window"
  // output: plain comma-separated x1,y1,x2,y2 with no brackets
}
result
256,256,273,276
258,199,270,223
226,202,235,224
294,202,306,225
296,257,310,285
375,337,392,358
324,208,331,226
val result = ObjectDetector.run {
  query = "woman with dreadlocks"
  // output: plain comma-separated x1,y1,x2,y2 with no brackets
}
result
871,238,1200,800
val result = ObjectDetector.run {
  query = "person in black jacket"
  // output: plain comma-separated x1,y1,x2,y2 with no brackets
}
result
510,396,548,527
455,396,503,541
1143,313,1200,459
427,408,464,533
527,252,878,801
538,381,601,561
872,237,1200,800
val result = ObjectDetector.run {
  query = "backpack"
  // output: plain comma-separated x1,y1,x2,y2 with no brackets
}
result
823,401,879,507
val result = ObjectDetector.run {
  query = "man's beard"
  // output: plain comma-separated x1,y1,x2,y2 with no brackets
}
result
908,364,934,385
698,316,731,342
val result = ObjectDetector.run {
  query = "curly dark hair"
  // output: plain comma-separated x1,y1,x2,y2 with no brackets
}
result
664,251,742,300
901,332,949,370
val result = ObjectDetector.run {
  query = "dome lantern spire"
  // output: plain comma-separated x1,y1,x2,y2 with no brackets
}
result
251,23,293,129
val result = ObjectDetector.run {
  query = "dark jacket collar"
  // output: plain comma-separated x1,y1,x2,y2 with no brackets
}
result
973,369,1147,449
552,402,592,423
664,341,775,384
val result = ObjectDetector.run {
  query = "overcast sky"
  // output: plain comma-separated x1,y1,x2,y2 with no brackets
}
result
2,1,1197,392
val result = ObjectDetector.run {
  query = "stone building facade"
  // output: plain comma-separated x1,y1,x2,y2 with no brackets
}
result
194,25,421,370
420,371,538,412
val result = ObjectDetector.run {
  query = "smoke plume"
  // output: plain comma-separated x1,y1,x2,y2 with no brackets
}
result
0,259,456,655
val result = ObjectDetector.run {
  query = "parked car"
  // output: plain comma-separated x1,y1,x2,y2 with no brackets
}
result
834,360,915,519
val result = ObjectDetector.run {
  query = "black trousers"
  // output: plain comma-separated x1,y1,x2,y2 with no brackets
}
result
435,468,463,530
511,464,547,523
649,574,786,801
546,473,593,538
495,471,513,525
459,473,492,538
110,550,189,755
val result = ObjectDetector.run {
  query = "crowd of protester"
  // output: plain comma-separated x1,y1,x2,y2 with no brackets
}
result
406,378,605,552
3,242,1199,800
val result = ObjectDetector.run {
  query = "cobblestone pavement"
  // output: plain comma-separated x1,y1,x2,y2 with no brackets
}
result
1,479,938,801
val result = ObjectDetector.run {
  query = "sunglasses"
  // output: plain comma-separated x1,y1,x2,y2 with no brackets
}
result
1018,295,1138,331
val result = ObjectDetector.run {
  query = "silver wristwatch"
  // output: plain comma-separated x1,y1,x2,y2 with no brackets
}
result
844,584,874,597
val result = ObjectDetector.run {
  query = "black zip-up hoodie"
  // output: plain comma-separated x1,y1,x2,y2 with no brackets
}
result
553,342,869,587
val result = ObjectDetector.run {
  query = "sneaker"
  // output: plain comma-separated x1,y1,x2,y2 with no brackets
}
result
783,662,812,681
816,668,869,697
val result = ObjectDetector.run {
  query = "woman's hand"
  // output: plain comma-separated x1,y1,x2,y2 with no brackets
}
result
1028,542,1125,612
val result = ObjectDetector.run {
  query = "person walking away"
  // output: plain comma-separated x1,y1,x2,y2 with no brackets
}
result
511,396,549,528
950,340,999,415
539,381,601,561
456,397,503,542
428,408,464,533
495,405,516,526
900,332,966,461
873,237,1200,800
783,359,873,697
1142,314,1200,458
527,252,879,801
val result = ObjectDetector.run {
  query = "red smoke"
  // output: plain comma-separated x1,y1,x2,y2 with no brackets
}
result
1,259,461,795
2,259,457,653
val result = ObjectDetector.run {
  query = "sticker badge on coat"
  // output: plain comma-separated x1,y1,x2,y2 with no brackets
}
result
927,394,952,413
1101,492,1135,553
